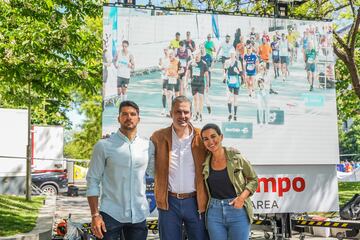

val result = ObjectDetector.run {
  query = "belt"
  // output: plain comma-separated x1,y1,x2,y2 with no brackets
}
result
168,191,196,199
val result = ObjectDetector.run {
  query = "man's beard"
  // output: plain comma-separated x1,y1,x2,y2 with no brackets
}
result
122,122,136,130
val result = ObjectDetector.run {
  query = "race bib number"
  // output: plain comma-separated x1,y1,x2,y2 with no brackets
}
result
193,67,201,77
272,50,279,56
307,58,314,64
180,59,187,67
246,63,255,71
168,77,177,84
228,75,238,84
120,59,128,65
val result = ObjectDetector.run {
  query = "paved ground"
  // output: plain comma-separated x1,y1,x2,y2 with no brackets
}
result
54,191,344,240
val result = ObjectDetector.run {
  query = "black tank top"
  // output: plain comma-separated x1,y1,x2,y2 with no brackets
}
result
227,60,240,76
207,166,237,199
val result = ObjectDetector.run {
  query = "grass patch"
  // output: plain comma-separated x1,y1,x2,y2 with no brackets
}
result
338,181,360,207
0,195,45,236
308,182,360,218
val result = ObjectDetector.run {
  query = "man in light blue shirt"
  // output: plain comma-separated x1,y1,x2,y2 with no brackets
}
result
86,101,153,240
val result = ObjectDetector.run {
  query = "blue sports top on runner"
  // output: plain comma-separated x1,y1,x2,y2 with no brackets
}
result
201,54,212,68
244,53,257,75
305,49,316,64
303,38,308,49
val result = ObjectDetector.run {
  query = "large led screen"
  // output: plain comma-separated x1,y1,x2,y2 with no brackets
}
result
102,7,339,165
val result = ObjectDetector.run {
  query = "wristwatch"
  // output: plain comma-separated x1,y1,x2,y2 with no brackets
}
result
91,212,101,218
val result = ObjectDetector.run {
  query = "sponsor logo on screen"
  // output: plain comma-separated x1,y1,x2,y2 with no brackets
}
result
256,176,306,197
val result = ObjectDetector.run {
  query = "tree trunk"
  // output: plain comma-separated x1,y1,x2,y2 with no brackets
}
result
332,6,360,100
347,56,360,99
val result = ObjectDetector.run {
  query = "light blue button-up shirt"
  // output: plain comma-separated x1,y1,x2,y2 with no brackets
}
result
86,130,154,223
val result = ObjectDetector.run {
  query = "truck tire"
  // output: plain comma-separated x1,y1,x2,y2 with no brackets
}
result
336,232,345,240
41,184,58,195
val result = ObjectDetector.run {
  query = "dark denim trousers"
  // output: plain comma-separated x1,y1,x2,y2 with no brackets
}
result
100,212,147,240
158,195,209,240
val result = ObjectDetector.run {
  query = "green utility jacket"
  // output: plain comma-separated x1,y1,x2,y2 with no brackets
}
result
203,147,258,223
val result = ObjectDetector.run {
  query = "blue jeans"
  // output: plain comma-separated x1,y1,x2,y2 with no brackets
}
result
158,195,209,240
206,198,250,240
100,212,147,240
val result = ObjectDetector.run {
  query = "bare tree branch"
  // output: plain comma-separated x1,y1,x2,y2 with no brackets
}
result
349,0,355,15
346,0,358,46
333,30,350,53
333,45,348,63
347,24,355,46
335,42,360,99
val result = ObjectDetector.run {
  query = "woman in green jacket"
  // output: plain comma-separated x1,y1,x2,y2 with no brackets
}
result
201,123,258,240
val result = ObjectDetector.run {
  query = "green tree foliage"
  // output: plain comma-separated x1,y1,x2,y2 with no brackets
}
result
0,0,103,160
291,0,352,18
63,16,103,159
339,118,360,160
0,0,102,126
337,54,360,158
64,95,102,160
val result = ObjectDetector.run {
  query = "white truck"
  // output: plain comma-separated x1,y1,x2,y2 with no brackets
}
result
31,125,65,173
0,108,65,195
0,108,28,195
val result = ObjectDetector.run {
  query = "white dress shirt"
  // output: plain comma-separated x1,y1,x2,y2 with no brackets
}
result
168,127,196,193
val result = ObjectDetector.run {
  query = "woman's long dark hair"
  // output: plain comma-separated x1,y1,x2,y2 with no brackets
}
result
201,123,222,137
